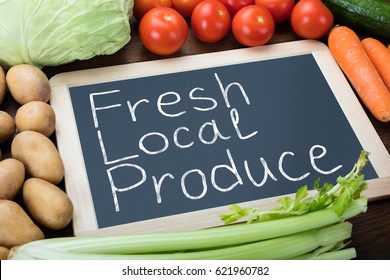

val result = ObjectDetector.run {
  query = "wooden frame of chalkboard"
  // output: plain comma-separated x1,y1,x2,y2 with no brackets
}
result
50,40,390,237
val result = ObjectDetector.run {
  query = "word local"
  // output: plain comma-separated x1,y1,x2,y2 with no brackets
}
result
89,73,342,212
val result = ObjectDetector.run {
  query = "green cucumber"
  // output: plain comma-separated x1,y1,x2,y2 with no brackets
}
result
322,0,390,39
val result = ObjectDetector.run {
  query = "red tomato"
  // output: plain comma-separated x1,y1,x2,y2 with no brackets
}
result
254,0,295,24
218,0,254,17
191,0,231,43
232,5,274,47
290,0,334,39
139,7,188,56
133,0,173,20
172,0,203,18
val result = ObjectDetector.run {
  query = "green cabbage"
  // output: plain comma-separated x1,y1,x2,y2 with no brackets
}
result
0,0,133,68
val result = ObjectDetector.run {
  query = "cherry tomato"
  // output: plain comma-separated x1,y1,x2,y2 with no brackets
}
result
254,0,295,24
191,0,231,43
172,0,203,18
290,0,334,39
232,5,274,47
139,7,188,56
218,0,254,17
133,0,173,20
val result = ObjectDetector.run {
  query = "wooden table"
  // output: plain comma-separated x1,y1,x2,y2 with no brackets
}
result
1,18,390,260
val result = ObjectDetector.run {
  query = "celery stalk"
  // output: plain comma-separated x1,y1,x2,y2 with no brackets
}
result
11,199,365,257
10,222,352,260
291,248,357,260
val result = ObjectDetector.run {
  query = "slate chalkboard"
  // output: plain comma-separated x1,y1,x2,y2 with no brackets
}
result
50,40,390,236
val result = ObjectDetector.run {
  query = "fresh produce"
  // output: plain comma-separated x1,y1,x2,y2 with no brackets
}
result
10,222,356,260
232,5,275,47
328,26,390,122
191,0,232,43
0,111,15,144
221,150,369,223
8,151,369,260
134,0,172,20
6,64,51,105
0,0,134,69
23,178,73,230
255,0,295,24
362,38,390,91
0,62,74,252
322,0,390,39
0,246,10,260
290,0,334,39
11,131,65,184
290,245,356,260
0,0,387,261
0,199,44,249
172,0,204,18
15,101,56,137
218,0,254,17
0,66,5,105
0,158,25,200
139,7,188,55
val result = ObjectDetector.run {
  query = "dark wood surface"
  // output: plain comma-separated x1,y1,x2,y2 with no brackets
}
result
1,18,390,260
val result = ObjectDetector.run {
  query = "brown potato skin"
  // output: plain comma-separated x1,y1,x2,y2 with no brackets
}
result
0,246,10,260
15,101,56,137
6,64,51,105
0,66,5,105
0,199,44,249
0,158,25,200
11,131,64,184
23,178,73,230
0,111,15,144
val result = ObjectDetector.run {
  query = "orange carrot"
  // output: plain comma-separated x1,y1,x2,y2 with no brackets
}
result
362,38,390,91
328,26,390,122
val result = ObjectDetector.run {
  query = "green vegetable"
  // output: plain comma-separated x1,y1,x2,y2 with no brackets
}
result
9,222,354,260
322,0,390,39
290,245,357,260
0,0,134,69
221,150,369,224
8,151,370,260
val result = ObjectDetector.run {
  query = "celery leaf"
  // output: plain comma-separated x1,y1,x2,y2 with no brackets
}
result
220,150,370,225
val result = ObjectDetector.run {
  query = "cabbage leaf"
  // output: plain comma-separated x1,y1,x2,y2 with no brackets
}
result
0,0,133,68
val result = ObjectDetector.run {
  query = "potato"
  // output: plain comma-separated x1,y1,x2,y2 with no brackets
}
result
0,158,25,200
6,64,51,105
0,110,15,144
0,199,44,248
0,66,5,105
23,178,73,230
0,246,10,260
15,101,56,137
11,131,64,184
0,246,10,259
